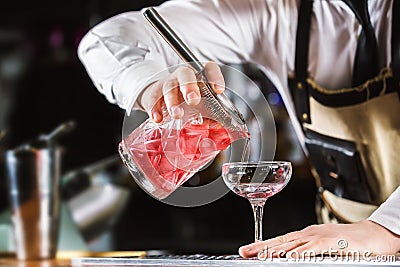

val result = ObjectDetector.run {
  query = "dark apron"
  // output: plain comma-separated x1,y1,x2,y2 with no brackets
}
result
289,0,400,223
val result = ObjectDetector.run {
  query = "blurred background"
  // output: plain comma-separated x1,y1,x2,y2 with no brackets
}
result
0,0,316,255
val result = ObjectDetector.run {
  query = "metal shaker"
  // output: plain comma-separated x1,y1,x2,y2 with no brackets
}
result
4,121,74,260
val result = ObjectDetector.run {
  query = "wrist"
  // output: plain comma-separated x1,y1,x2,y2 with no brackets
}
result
362,220,400,253
135,90,146,111
136,80,159,112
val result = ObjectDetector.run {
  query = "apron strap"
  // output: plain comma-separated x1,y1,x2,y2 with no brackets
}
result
290,0,312,124
392,0,400,98
290,0,400,123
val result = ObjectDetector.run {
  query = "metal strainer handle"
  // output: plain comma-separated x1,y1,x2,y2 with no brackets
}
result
143,7,204,74
143,7,246,126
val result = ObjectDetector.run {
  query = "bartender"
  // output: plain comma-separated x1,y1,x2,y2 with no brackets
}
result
77,0,400,256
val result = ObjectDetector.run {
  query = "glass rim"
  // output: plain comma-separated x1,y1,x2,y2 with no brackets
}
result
222,161,291,168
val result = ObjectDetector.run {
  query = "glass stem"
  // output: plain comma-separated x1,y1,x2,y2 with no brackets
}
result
250,200,266,242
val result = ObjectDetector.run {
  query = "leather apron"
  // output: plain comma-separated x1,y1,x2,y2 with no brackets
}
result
289,0,400,223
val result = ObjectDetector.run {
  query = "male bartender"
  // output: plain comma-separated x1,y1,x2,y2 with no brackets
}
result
78,0,400,256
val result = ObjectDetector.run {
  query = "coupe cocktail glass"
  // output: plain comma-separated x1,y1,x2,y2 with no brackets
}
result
222,161,292,242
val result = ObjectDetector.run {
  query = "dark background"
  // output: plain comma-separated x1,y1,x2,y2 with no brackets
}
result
0,0,317,254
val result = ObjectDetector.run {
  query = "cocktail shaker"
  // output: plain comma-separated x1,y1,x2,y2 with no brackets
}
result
4,121,74,260
5,145,61,260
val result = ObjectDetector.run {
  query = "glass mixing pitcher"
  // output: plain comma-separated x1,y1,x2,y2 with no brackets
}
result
118,8,249,200
119,66,249,200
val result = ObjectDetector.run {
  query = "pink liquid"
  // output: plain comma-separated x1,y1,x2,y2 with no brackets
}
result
223,165,287,201
121,119,249,199
231,183,286,200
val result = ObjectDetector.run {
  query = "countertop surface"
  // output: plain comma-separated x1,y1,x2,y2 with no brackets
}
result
1,251,399,267
0,251,144,267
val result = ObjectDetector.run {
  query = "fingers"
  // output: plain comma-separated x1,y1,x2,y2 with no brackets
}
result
149,98,164,123
285,239,330,258
239,230,306,258
239,241,268,258
240,222,400,260
139,66,199,121
239,238,327,259
162,75,185,119
175,66,201,105
140,62,225,122
267,239,307,258
204,61,225,93
162,66,201,119
139,80,164,123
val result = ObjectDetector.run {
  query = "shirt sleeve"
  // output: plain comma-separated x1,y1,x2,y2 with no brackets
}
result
368,186,400,236
77,0,296,113
77,11,170,113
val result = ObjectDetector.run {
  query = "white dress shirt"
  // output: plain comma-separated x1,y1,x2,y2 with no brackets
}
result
78,0,399,235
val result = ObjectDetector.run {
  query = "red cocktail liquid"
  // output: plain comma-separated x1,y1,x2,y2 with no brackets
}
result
121,119,249,199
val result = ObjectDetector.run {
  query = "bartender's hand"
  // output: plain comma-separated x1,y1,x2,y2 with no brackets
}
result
138,61,225,122
239,220,400,258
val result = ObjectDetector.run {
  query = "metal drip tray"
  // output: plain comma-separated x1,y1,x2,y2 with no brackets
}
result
71,254,400,267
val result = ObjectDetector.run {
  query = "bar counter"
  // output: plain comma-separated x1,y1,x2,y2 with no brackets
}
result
0,258,69,267
1,251,399,267
0,251,145,267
